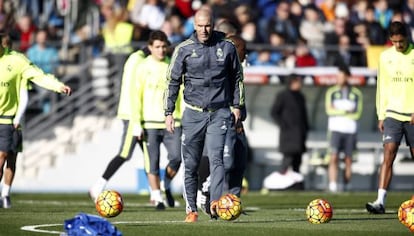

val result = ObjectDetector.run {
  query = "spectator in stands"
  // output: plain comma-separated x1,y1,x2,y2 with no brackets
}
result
100,0,134,92
285,37,317,68
318,0,336,22
100,0,134,55
0,0,15,32
215,19,238,36
0,32,72,208
324,18,350,66
27,29,59,74
289,0,304,31
373,0,393,30
366,21,414,214
27,29,60,114
362,6,387,45
209,0,237,24
234,3,255,32
271,74,309,175
240,21,258,43
300,4,329,65
403,0,414,31
161,14,185,44
11,14,36,52
326,33,361,67
325,65,363,192
260,1,298,44
248,31,286,66
135,0,166,31
349,0,369,25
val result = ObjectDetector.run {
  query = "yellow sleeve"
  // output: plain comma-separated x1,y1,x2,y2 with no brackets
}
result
23,65,64,93
130,62,145,131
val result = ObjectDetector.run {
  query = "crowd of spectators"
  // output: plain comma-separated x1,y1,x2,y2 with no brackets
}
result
1,0,413,69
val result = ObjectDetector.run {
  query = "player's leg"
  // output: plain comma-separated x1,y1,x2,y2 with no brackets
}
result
343,133,356,191
228,131,248,197
2,151,16,208
197,151,211,215
182,109,207,222
89,120,139,202
162,127,182,207
205,108,229,218
0,124,14,208
144,129,165,210
2,126,21,208
280,153,293,174
291,152,302,173
328,131,341,192
366,118,402,213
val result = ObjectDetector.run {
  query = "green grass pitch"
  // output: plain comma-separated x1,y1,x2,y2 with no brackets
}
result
0,191,412,235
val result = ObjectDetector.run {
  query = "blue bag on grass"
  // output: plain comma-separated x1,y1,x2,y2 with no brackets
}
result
64,212,122,236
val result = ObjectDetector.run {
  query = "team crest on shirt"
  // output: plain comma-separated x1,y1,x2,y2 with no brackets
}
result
216,48,224,61
191,49,198,57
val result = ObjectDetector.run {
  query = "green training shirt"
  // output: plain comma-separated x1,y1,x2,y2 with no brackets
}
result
376,43,414,122
130,55,183,131
117,50,147,120
0,52,64,124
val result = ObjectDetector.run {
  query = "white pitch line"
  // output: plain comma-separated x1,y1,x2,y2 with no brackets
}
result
21,224,64,235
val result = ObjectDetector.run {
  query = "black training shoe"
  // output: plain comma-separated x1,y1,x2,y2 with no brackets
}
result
366,202,385,214
200,191,211,216
155,201,166,210
165,189,175,207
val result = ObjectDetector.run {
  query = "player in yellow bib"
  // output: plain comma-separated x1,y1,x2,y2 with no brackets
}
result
0,33,71,208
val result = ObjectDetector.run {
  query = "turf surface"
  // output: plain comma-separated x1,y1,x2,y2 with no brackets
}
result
0,191,412,235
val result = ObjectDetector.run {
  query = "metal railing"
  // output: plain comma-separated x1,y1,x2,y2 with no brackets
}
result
24,54,122,141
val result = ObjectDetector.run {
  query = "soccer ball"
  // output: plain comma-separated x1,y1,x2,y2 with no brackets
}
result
95,190,124,218
398,199,414,231
306,198,333,224
217,193,242,221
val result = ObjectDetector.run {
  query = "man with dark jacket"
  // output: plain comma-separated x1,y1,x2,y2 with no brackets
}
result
164,8,245,222
270,74,309,174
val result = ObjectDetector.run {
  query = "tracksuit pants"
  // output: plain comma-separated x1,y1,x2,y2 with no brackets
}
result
181,107,231,213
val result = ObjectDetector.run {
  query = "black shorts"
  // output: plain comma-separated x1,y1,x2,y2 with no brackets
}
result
328,131,357,157
0,124,22,153
383,117,414,146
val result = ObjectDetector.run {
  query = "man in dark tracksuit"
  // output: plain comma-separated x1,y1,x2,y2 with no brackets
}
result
164,9,245,222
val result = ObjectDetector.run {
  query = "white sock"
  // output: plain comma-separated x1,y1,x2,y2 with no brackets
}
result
329,182,337,192
151,189,163,203
1,185,10,197
92,177,107,193
376,189,387,205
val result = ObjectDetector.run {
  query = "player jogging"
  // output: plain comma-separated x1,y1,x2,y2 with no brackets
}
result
89,47,149,202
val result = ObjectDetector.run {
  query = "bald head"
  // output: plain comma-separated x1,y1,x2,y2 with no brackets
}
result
194,9,213,43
